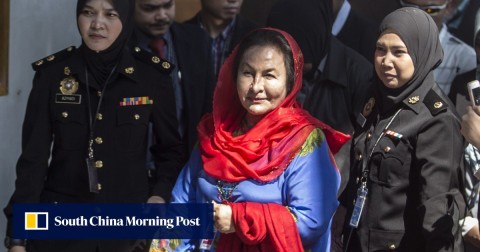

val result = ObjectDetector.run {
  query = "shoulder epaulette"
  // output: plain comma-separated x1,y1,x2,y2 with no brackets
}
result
31,46,76,71
423,89,448,116
131,46,174,74
448,35,465,45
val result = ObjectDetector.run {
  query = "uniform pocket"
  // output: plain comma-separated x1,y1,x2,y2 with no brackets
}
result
368,228,404,251
53,107,88,150
115,106,150,152
369,151,404,187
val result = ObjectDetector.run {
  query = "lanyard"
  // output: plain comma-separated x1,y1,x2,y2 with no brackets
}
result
84,66,117,193
85,66,117,160
361,108,402,182
349,108,402,229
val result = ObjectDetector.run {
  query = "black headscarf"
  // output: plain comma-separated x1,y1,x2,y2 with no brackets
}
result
376,7,443,112
267,0,332,77
76,0,135,85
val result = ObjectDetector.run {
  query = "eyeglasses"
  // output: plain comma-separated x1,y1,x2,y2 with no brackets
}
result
399,0,448,16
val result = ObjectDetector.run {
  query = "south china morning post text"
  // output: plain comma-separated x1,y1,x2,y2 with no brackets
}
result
53,215,199,229
13,203,214,240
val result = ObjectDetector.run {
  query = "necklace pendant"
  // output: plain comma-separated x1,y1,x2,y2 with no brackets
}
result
216,180,239,202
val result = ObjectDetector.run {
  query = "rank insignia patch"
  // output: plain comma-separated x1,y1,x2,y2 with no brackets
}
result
408,96,420,104
120,97,153,106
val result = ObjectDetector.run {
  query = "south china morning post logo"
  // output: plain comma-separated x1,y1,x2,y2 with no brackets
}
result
13,203,214,240
24,212,49,230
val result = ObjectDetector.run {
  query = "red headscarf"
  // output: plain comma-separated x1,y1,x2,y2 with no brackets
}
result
197,28,349,183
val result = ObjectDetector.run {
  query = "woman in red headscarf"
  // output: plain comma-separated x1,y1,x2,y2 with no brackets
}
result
151,28,348,252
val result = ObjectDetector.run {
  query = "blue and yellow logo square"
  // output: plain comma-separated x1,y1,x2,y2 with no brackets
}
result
25,212,49,230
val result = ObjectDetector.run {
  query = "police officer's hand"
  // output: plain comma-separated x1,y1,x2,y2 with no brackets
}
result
8,246,26,252
461,105,480,149
147,196,166,203
212,201,235,234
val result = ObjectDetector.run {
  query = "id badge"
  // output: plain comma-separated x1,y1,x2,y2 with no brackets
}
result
199,229,218,250
349,185,368,228
86,157,99,193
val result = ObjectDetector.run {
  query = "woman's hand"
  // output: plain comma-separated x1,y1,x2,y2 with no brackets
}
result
461,106,480,149
147,196,166,203
9,246,26,252
213,201,235,233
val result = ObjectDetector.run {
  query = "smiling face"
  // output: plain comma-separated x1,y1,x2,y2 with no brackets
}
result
374,31,415,89
78,0,123,52
236,45,288,124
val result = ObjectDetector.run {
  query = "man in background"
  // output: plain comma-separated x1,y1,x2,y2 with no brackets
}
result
133,0,215,157
185,0,257,77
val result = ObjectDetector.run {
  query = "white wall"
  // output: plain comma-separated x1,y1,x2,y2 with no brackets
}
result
0,0,79,242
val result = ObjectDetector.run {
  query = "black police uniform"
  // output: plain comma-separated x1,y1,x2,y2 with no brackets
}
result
3,46,185,252
341,82,467,251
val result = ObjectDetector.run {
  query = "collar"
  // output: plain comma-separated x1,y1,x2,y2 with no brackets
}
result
199,14,237,40
438,23,448,44
163,30,173,47
133,28,152,52
133,28,173,54
322,37,349,87
66,49,138,90
332,0,351,36
116,49,138,82
314,55,327,79
400,76,434,114
220,16,237,39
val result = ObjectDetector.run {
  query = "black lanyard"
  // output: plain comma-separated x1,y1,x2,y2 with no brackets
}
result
348,108,402,229
85,66,117,159
84,66,117,193
361,108,403,181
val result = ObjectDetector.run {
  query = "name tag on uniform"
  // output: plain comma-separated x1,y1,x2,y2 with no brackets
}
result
55,94,82,104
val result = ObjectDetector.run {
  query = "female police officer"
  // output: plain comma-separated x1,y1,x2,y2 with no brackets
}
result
3,0,184,251
340,7,466,252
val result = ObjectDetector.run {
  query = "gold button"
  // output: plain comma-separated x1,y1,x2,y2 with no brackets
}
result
95,137,103,144
97,91,102,97
96,113,103,120
134,114,140,120
162,62,171,69
125,67,134,74
95,160,103,168
384,146,391,153
97,183,102,191
388,244,396,250
434,101,443,109
152,56,160,63
62,112,69,118
367,132,372,140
